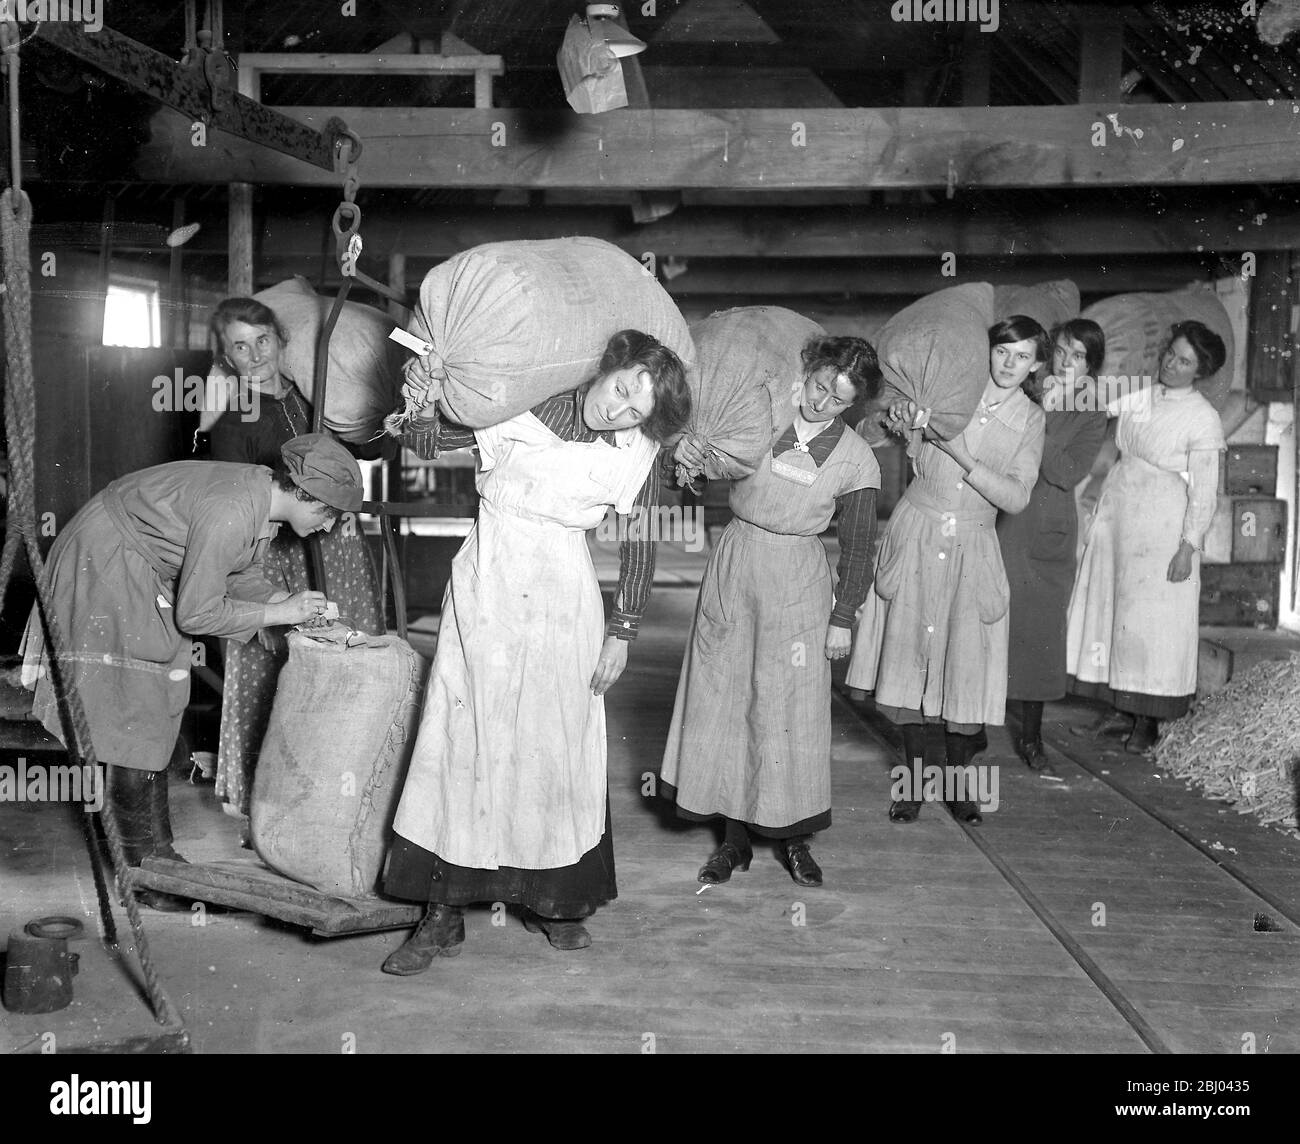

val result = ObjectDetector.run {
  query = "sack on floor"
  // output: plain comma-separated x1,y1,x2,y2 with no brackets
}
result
1083,287,1235,412
875,283,995,440
677,306,826,485
250,631,429,898
387,237,695,434
993,280,1081,334
201,277,405,443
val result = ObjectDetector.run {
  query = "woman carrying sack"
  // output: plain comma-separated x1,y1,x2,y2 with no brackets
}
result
1065,320,1227,755
847,317,1048,825
21,435,361,909
381,330,691,973
659,336,883,889
204,297,383,826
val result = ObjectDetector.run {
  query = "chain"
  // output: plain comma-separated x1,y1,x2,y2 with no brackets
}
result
330,124,364,278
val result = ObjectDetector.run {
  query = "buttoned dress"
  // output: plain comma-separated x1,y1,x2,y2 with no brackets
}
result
1065,385,1224,716
388,411,659,912
847,388,1046,728
21,462,281,771
660,418,880,833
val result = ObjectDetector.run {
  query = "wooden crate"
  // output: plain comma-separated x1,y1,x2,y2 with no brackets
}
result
1221,444,1278,496
1229,497,1288,563
1198,563,1281,628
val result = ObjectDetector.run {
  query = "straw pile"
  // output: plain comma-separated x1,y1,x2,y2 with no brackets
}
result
1154,655,1300,835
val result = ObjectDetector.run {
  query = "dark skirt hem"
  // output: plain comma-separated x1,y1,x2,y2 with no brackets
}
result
658,781,830,838
1068,677,1192,720
383,801,617,919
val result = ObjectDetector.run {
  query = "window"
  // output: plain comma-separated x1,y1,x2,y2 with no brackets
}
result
102,280,162,348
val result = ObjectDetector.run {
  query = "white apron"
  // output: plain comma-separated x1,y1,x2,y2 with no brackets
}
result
392,412,659,870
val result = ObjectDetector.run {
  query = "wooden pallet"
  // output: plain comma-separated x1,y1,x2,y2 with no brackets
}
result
127,857,423,938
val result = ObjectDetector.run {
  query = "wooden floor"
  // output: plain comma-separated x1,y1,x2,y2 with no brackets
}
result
3,587,1299,1054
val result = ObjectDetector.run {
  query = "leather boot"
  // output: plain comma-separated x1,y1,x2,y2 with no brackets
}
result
381,904,466,975
1125,715,1160,755
145,769,187,863
782,838,823,887
106,766,190,912
524,912,592,950
889,724,926,822
944,730,984,825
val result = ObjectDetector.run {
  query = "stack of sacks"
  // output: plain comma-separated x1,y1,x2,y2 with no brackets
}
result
251,629,429,899
992,279,1081,334
385,237,695,437
874,283,996,440
202,277,405,444
1083,287,1235,412
674,306,826,487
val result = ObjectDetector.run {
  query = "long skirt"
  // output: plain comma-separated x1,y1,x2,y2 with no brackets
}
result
383,800,616,919
660,519,834,834
215,523,382,815
1065,455,1198,718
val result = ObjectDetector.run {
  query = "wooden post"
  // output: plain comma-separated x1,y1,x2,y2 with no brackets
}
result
1246,250,1298,403
1077,8,1125,102
168,196,186,348
228,36,256,297
228,183,254,295
386,251,406,323
961,25,990,106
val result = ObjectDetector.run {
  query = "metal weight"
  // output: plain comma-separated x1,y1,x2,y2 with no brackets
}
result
2,916,83,1014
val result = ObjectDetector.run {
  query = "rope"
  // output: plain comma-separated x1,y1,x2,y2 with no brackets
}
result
1,185,186,1039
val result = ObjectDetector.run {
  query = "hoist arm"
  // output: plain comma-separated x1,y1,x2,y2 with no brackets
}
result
31,20,343,172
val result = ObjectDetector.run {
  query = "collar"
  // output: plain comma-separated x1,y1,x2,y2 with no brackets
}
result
772,416,845,467
975,386,1032,432
1158,383,1198,401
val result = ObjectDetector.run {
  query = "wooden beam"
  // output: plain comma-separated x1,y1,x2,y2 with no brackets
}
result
242,205,1300,262
236,52,504,76
33,22,338,172
256,255,1213,298
135,102,1300,189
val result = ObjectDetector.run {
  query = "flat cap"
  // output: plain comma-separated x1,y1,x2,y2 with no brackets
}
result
280,433,363,512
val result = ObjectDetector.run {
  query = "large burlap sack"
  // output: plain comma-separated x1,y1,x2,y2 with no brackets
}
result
993,280,1080,334
876,283,995,440
250,630,428,899
677,306,826,484
387,237,695,433
1083,287,1235,412
200,278,405,443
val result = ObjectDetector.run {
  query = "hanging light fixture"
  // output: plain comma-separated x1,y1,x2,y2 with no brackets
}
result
557,3,647,114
